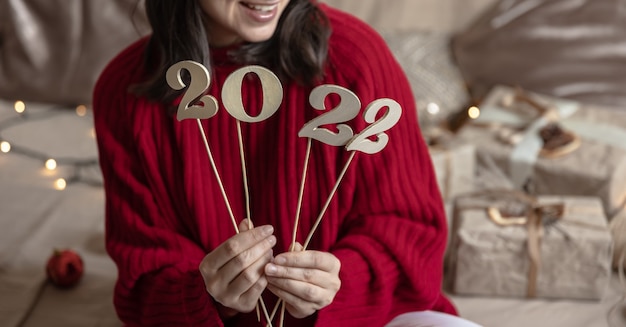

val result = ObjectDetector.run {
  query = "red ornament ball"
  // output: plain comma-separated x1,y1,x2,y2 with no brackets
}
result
46,249,84,288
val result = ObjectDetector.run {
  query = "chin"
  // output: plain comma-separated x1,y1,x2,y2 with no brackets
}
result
241,26,279,43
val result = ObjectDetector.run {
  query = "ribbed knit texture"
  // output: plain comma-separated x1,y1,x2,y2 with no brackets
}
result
93,4,456,327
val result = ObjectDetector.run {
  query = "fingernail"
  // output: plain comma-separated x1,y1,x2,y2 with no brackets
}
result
268,235,276,245
262,225,274,236
274,256,286,265
266,264,277,274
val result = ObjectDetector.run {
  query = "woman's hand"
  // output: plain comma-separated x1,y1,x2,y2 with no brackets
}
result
264,243,341,318
199,219,276,318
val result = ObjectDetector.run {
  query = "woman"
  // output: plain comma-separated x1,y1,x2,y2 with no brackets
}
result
93,0,478,326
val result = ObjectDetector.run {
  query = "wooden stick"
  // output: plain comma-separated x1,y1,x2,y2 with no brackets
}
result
197,119,273,326
197,119,239,233
279,301,286,327
291,138,312,249
275,139,312,324
236,121,276,326
269,299,281,323
272,150,357,324
259,299,273,327
303,151,356,250
236,121,252,230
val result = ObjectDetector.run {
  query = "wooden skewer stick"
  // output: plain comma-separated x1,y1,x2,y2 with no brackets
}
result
259,300,273,327
276,139,312,327
167,61,275,325
197,119,273,327
272,150,357,326
272,302,282,326
274,96,400,325
269,300,281,324
235,121,276,327
301,97,400,249
291,138,312,249
279,301,286,327
197,119,239,233
236,121,252,230
303,151,356,250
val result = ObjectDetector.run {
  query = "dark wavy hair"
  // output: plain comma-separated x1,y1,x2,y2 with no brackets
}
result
135,0,331,103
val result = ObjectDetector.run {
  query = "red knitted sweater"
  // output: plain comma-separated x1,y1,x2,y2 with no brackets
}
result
93,4,456,327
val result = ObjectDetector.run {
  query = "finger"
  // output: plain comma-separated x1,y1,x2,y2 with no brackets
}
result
218,234,276,285
266,279,330,316
208,224,275,270
214,258,270,313
289,241,303,252
266,264,340,295
239,219,253,232
228,249,273,296
265,263,328,287
236,278,269,313
273,250,340,273
266,282,312,315
217,250,272,312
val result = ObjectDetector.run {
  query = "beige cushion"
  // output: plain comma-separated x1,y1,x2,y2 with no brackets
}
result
322,0,497,33
0,0,150,105
453,0,626,108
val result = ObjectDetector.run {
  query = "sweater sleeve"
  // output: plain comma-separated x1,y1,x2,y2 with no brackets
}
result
93,41,223,327
315,7,456,326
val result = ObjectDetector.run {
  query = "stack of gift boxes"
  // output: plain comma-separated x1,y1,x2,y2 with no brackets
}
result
425,85,624,300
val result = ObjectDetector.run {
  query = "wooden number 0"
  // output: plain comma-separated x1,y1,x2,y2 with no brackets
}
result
221,65,283,123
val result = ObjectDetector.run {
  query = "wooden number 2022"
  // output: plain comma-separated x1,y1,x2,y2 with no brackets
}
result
166,61,401,152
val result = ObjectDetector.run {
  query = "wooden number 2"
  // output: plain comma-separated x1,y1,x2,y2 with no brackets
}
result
165,60,219,121
298,84,361,146
346,98,402,154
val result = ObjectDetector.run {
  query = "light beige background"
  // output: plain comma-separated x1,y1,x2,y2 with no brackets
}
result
322,0,497,33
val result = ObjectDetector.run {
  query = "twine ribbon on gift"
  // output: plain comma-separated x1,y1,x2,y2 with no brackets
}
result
486,191,563,298
455,189,607,298
467,87,626,220
469,87,626,192
485,190,562,297
469,87,580,188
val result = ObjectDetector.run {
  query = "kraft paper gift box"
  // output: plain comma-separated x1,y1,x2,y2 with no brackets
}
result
449,192,613,300
428,141,476,202
456,85,626,218
424,131,476,237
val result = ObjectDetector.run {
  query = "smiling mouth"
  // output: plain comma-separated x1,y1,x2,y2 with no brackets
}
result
241,2,278,12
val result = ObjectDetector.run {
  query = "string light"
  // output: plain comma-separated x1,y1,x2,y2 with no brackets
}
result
0,141,10,153
76,105,87,117
426,102,441,115
468,106,481,119
54,178,67,191
45,159,58,171
14,101,25,114
0,100,101,190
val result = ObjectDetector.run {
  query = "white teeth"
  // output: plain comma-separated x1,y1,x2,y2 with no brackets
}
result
246,3,277,12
